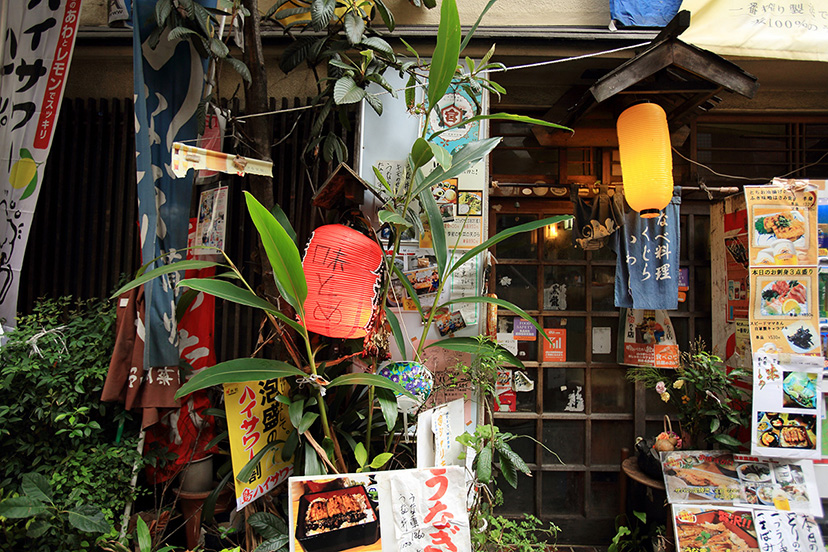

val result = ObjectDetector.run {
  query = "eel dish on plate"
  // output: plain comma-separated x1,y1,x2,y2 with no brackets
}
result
304,492,376,536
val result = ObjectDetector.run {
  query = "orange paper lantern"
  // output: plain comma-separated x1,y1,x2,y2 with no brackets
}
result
302,224,383,339
617,103,674,218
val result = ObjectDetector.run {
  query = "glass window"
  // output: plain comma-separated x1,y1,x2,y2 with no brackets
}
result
591,267,616,311
496,214,538,259
542,223,584,261
541,472,584,515
542,420,585,464
590,472,621,518
591,368,633,414
495,264,538,311
591,317,618,363
543,367,585,413
543,317,586,363
591,421,634,465
543,266,586,311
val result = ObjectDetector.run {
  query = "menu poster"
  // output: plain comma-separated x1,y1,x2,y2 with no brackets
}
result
755,510,823,552
673,505,759,552
748,267,819,356
744,184,817,267
751,352,822,459
661,451,741,504
617,308,680,368
733,456,823,517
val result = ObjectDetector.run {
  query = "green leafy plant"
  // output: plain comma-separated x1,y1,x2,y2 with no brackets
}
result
0,473,111,549
626,339,751,450
608,511,668,552
472,508,560,552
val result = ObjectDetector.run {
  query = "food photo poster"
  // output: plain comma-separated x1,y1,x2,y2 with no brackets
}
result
288,466,471,552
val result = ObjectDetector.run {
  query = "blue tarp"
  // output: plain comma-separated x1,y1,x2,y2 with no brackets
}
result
610,0,682,27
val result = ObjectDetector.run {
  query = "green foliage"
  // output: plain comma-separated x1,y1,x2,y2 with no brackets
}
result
626,339,751,450
472,512,560,552
0,297,145,552
608,511,666,552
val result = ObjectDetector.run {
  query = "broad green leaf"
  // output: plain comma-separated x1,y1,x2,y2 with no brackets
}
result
496,441,530,475
419,188,448,278
67,505,111,534
0,496,47,518
709,417,720,433
249,512,288,541
282,429,299,461
458,0,498,52
256,535,290,552
372,166,394,195
327,373,415,399
713,433,742,447
343,10,365,45
476,446,492,483
354,442,368,467
224,56,252,85
378,210,410,228
361,36,395,59
376,387,399,432
409,137,434,172
391,264,423,315
333,76,367,105
136,517,152,552
175,359,306,399
633,511,647,524
270,203,298,244
373,0,395,31
177,278,304,334
412,137,501,198
298,412,319,434
438,296,548,345
310,0,335,31
111,259,226,298
304,444,327,476
364,92,383,116
430,113,572,140
21,473,52,504
427,0,461,108
26,518,51,538
428,142,451,170
369,452,393,469
238,440,281,482
385,309,407,360
244,192,308,315
405,74,416,110
289,399,305,429
447,215,572,278
498,450,518,488
427,337,523,369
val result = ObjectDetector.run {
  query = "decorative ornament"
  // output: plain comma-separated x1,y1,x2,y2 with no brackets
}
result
378,361,433,414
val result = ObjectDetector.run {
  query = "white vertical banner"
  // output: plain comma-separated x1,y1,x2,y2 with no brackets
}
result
0,0,81,332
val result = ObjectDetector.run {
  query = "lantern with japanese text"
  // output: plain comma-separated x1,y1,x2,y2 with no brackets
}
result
302,224,383,339
617,103,674,218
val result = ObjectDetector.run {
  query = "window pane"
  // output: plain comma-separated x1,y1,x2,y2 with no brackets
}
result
694,217,711,261
591,267,616,311
542,420,585,464
497,315,537,362
590,244,617,262
496,264,538,311
541,472,584,515
591,368,633,414
680,215,689,262
496,419,536,465
645,386,681,417
544,368,585,413
590,472,621,518
591,317,618,363
542,222,584,261
497,472,536,515
543,266,586,311
591,421,634,465
695,266,711,313
672,317,689,350
543,317,586,362
496,214,538,259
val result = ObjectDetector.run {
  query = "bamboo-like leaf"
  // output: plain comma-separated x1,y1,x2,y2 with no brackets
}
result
298,412,319,434
238,440,281,482
111,259,226,298
289,399,305,428
244,192,308,315
438,296,548,345
327,373,415,399
428,142,451,170
378,210,410,228
304,444,327,475
175,359,306,399
458,0,497,52
376,387,399,431
405,74,416,110
412,137,501,198
136,517,152,552
385,308,407,360
427,0,460,108
430,113,572,140
419,188,448,278
270,203,298,244
447,216,572,279
427,337,523,369
391,264,423,315
178,278,304,333
203,469,233,523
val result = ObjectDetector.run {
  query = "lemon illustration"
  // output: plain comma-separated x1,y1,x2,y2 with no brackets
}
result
783,299,801,315
10,157,37,189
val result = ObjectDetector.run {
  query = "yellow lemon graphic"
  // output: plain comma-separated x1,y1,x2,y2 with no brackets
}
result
783,299,802,315
10,157,37,189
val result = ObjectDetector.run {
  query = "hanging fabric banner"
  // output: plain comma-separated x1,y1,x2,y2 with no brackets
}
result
132,0,207,367
613,190,681,310
0,0,81,333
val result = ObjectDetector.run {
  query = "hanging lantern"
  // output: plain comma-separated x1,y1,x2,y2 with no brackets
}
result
302,224,383,339
616,103,674,218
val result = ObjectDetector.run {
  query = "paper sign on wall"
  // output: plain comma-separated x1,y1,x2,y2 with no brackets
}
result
224,381,294,510
542,328,566,362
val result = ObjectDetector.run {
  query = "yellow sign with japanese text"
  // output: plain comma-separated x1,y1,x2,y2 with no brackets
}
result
224,380,293,510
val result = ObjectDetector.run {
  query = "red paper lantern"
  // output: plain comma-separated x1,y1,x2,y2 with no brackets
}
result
302,224,383,339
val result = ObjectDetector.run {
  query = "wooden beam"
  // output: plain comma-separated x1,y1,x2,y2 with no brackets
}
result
534,126,619,148
670,41,759,98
